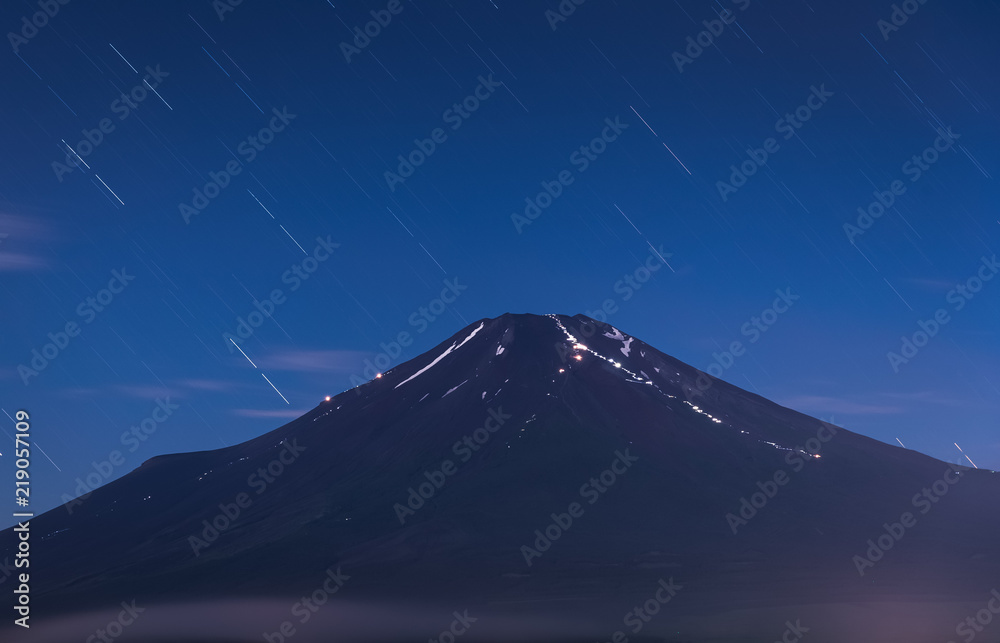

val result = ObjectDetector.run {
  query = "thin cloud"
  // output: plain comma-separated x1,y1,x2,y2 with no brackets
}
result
778,395,904,416
113,384,182,399
58,385,182,401
233,408,311,419
0,213,53,272
0,252,48,271
179,378,239,392
258,349,369,373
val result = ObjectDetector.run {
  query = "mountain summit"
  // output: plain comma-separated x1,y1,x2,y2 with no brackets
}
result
4,313,998,642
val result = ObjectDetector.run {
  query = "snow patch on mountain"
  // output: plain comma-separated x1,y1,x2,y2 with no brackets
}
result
396,322,485,388
443,379,468,398
548,315,651,386
603,327,625,341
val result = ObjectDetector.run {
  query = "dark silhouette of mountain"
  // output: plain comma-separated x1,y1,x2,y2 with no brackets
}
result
3,313,998,642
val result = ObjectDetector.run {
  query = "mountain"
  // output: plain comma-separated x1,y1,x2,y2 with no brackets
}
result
3,313,998,643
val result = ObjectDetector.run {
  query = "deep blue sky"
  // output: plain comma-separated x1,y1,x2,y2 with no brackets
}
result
1,0,998,525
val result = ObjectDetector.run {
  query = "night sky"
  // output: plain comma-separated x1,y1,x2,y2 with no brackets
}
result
1,0,998,527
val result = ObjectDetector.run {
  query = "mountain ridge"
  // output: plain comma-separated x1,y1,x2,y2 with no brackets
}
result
3,312,997,642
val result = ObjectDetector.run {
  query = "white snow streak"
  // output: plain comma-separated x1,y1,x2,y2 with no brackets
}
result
395,322,485,388
603,328,625,341
443,379,468,397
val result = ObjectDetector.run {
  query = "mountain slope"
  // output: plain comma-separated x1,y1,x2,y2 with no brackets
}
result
3,313,998,642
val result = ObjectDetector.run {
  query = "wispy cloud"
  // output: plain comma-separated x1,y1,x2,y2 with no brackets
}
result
233,408,311,419
113,384,182,399
0,252,48,271
878,390,988,408
0,213,49,237
58,384,182,400
258,349,368,373
0,213,53,272
179,378,239,392
777,395,904,416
